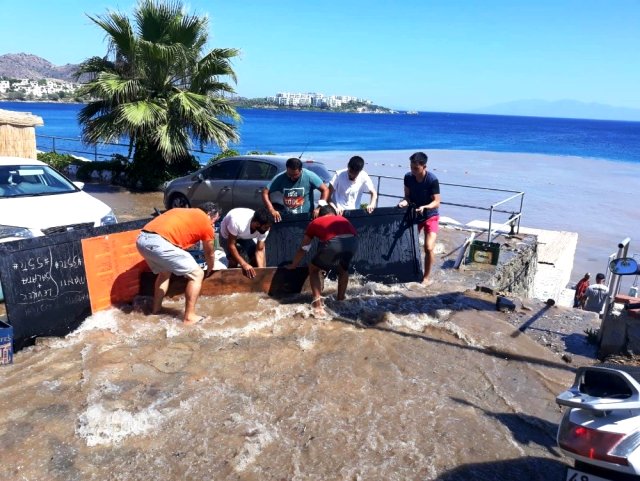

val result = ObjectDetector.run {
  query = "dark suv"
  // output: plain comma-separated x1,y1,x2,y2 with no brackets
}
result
162,155,332,214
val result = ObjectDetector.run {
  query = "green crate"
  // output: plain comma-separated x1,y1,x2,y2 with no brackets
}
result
468,240,500,265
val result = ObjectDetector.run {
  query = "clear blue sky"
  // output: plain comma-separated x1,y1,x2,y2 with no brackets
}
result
1,0,639,112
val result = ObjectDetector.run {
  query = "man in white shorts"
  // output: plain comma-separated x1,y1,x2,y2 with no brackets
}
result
219,207,274,278
329,155,377,215
136,202,220,325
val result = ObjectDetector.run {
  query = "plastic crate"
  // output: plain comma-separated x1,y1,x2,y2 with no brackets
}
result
0,320,13,365
468,240,500,265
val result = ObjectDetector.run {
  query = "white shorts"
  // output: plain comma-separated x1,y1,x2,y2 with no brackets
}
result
136,232,200,279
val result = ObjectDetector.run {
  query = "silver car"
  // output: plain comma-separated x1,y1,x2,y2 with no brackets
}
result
163,155,332,213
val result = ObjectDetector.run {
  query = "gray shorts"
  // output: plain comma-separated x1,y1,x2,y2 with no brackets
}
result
136,232,200,279
312,235,358,271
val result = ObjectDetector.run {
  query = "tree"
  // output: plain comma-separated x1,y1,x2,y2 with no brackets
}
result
75,0,240,189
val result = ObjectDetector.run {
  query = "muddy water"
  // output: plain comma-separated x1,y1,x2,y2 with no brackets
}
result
1,278,575,480
0,178,583,479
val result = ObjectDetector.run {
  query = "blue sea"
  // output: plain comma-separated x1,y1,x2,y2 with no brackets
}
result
3,101,640,164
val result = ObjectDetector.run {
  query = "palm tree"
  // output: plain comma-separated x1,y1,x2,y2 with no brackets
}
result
76,0,240,188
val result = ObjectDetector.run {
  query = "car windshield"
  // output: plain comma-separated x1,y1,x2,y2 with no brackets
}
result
0,164,78,198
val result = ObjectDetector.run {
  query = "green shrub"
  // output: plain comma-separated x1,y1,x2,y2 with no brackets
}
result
37,152,81,173
207,149,240,165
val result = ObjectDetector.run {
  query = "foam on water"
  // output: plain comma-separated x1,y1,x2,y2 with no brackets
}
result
76,402,166,447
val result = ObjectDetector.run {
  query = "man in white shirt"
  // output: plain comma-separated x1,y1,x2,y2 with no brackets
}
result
582,272,609,316
220,207,274,278
329,156,378,215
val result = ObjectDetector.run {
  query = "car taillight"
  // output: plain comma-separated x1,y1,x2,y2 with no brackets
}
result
558,418,629,465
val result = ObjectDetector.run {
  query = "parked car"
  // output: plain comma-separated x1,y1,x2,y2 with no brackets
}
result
162,155,332,213
0,156,118,243
0,155,118,301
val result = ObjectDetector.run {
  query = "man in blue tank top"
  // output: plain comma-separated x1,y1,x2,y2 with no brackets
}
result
397,152,441,285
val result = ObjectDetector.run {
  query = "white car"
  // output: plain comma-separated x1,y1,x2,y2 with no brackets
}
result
0,156,117,299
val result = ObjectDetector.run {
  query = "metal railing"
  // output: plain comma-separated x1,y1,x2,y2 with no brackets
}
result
37,134,525,241
36,134,218,162
369,173,524,242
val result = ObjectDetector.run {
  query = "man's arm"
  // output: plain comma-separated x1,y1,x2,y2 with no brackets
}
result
397,185,411,208
261,187,282,223
287,234,313,269
255,240,266,268
328,183,344,216
227,233,257,279
312,183,330,218
366,187,378,214
203,239,215,277
415,193,441,215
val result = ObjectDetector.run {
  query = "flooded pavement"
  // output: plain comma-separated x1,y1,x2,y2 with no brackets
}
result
0,183,602,480
0,277,590,480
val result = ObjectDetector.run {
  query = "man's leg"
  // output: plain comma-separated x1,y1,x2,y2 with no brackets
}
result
183,268,205,325
152,271,172,314
336,264,349,301
308,264,324,313
423,231,437,283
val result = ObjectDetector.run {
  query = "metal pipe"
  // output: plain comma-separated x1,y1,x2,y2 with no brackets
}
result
600,238,632,342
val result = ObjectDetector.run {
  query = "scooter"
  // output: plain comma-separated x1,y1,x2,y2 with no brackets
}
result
556,257,640,481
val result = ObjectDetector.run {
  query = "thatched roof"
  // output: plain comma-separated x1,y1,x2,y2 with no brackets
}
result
0,109,44,127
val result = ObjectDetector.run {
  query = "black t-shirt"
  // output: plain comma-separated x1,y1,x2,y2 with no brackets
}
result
403,171,440,222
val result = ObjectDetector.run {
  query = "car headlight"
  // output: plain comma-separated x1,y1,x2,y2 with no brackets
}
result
0,224,35,241
100,211,118,225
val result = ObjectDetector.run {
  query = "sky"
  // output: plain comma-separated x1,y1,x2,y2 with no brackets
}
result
1,0,639,113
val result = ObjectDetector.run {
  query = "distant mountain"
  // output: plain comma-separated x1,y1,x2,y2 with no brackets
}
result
474,99,640,122
0,53,81,82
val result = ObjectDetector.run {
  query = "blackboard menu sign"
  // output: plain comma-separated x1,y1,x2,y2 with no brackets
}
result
0,219,148,350
0,239,90,349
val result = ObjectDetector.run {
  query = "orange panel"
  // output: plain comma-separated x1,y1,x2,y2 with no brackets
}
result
81,230,150,313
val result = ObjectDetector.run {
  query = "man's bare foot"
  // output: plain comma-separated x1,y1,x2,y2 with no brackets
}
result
313,306,330,319
422,278,434,287
183,315,206,325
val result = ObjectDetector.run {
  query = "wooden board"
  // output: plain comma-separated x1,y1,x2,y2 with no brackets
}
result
140,266,310,298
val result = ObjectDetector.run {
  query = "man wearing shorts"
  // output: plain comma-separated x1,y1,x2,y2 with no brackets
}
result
219,207,274,279
136,202,220,325
286,205,358,314
397,151,441,285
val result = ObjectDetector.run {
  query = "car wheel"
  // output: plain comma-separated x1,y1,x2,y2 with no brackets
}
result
169,193,190,209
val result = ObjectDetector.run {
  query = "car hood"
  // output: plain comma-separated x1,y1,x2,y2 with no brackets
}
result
0,191,113,230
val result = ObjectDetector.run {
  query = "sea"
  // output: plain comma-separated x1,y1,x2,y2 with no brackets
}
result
1,101,639,479
4,101,640,163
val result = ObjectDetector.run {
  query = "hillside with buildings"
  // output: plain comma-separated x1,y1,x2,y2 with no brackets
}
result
0,53,396,112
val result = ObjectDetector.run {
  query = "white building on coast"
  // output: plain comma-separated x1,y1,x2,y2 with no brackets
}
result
269,91,372,108
0,78,79,98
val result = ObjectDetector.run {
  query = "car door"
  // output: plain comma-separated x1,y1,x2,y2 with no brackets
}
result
232,160,280,210
188,159,243,212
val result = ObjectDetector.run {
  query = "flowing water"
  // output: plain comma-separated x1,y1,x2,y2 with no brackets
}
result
1,280,576,480
1,146,631,479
